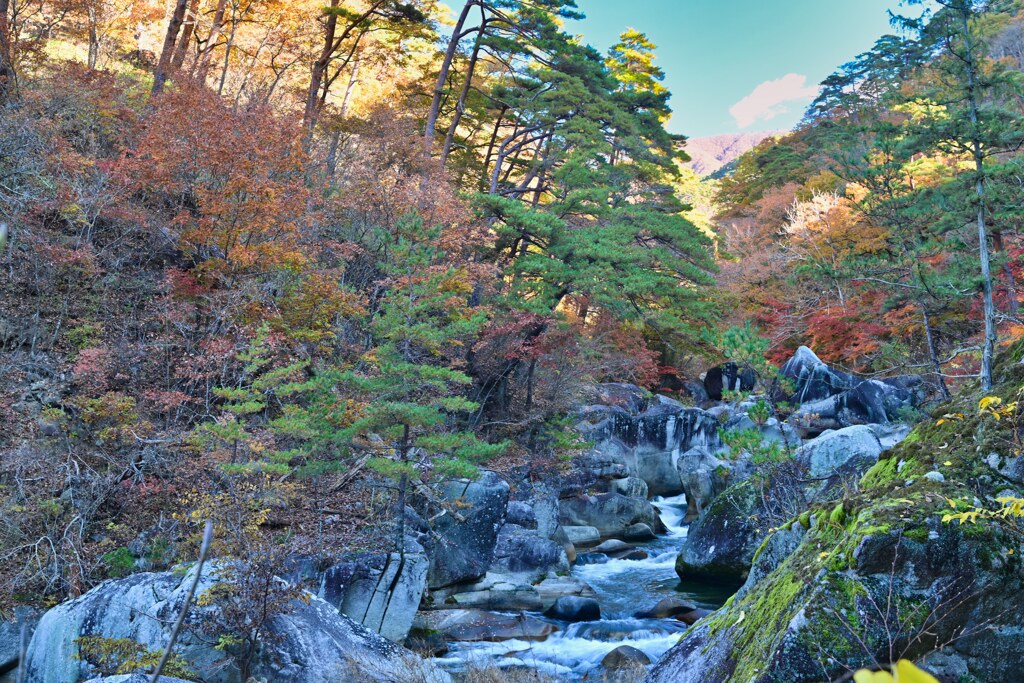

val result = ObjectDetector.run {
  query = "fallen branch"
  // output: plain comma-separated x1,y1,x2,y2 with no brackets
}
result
150,519,213,682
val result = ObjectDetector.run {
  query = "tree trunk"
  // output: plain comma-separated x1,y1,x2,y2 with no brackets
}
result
960,7,996,391
87,6,99,69
480,105,506,189
441,22,484,166
920,300,950,399
152,0,189,95
303,0,339,132
216,12,239,95
302,0,383,133
338,56,361,119
170,0,200,70
195,0,227,82
991,229,1019,317
0,0,17,100
424,0,475,151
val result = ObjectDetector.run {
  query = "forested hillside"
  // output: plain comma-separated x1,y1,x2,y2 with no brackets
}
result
2,1,1024,682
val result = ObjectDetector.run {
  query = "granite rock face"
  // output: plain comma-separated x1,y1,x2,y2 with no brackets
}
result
426,472,510,589
24,562,450,683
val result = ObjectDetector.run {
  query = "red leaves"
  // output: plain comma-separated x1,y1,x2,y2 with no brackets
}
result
805,309,888,369
132,85,313,281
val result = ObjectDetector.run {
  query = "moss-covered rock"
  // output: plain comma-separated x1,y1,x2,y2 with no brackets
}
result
650,340,1024,683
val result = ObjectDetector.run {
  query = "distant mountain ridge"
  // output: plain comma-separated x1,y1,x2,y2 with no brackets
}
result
684,131,780,177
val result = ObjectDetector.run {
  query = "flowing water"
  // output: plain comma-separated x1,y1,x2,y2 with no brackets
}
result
434,494,735,679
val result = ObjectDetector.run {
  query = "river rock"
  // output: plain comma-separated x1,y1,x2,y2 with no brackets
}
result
426,572,544,612
544,596,601,622
601,644,651,669
795,425,884,480
578,400,723,498
676,447,733,521
558,492,659,539
317,540,428,642
24,563,450,683
575,552,610,565
491,523,570,581
84,677,196,683
505,500,537,529
534,575,597,608
676,608,712,625
551,525,576,563
426,472,510,589
703,362,757,401
592,539,634,555
562,525,601,546
609,476,648,498
416,609,557,643
621,522,657,542
780,346,856,403
635,597,698,619
675,473,806,584
1,606,40,673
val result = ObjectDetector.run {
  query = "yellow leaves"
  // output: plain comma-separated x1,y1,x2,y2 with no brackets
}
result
942,510,981,525
978,396,1018,421
979,395,1002,411
943,496,1024,526
943,461,953,467
854,660,939,683
935,413,963,426
818,551,829,560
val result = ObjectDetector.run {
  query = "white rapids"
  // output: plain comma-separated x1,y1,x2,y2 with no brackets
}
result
433,493,733,680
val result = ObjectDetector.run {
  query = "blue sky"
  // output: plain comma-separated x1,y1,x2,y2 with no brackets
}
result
568,0,908,138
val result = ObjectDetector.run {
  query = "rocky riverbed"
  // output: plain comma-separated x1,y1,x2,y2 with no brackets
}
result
12,346,1022,682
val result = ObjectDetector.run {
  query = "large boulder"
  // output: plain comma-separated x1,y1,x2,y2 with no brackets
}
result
794,425,884,480
543,596,601,622
608,476,648,498
490,523,570,581
782,348,922,434
558,492,659,539
424,571,595,613
780,346,856,403
317,540,428,642
675,447,734,521
24,564,449,683
703,362,757,401
1,606,40,674
426,472,510,589
578,399,723,497
674,479,775,584
653,343,1024,683
414,609,557,643
601,644,651,669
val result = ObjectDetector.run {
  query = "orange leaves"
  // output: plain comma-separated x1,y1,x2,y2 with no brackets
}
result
271,272,366,343
133,85,313,281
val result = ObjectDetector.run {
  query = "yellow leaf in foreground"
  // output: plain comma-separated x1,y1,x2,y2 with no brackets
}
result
855,660,939,683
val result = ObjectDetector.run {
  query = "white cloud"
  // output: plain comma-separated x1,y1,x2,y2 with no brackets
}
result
729,74,820,128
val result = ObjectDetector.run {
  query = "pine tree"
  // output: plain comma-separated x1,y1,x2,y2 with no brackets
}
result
339,213,507,548
899,0,1024,389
